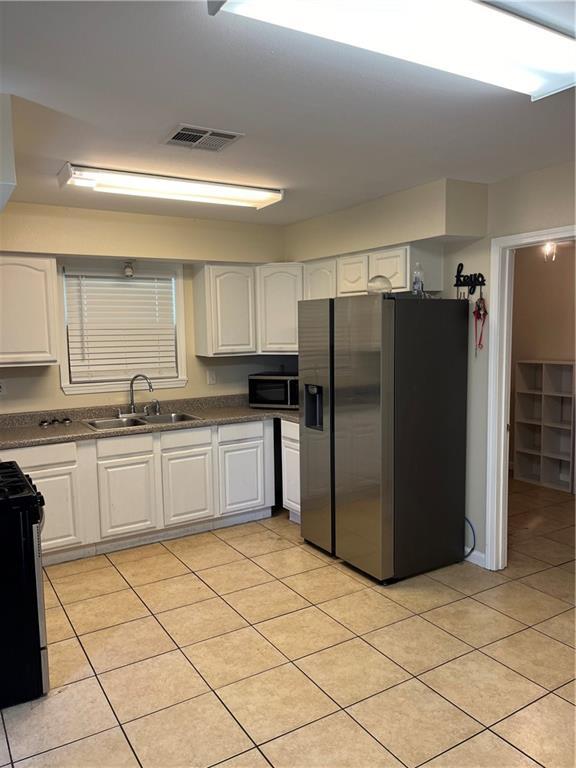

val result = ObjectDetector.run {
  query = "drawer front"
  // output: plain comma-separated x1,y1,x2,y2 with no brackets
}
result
97,433,154,458
1,441,77,469
218,421,264,443
281,419,299,442
160,427,213,451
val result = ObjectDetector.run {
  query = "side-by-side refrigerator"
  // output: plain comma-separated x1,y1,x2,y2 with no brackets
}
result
299,294,468,581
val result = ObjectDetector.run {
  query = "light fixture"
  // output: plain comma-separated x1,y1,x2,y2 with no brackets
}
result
58,163,283,209
222,0,576,100
543,242,557,262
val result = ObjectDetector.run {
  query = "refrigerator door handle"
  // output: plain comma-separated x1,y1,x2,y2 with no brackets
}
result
304,383,324,430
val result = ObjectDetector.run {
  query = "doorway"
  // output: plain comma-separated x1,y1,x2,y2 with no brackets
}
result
486,225,576,571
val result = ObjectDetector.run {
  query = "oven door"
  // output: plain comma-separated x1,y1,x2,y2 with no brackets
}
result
249,378,291,408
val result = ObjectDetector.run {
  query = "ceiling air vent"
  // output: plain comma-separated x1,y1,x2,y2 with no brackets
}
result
165,124,243,152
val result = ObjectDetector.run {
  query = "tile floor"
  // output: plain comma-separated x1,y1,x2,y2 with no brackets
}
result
0,482,574,768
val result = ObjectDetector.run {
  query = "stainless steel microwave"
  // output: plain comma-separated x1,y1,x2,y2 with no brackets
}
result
248,373,299,410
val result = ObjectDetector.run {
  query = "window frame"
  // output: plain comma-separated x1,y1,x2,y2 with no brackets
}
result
58,260,188,395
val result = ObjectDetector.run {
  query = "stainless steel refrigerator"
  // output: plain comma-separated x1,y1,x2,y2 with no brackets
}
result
299,294,468,581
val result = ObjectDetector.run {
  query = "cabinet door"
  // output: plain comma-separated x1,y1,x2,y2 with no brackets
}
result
29,465,84,552
162,446,215,526
258,264,303,352
98,453,161,538
210,265,256,354
281,438,301,513
369,247,408,290
304,260,336,300
337,254,368,296
219,440,265,514
0,256,58,365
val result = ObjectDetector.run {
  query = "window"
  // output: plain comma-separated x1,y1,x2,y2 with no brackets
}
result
59,263,187,394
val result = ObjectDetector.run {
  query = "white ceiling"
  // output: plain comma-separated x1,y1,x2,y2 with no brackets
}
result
1,0,574,225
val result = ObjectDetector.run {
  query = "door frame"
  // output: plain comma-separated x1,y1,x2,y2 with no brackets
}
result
485,224,576,571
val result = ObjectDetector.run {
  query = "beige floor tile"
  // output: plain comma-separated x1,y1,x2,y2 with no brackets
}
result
282,566,364,603
534,607,575,647
483,628,575,689
124,692,253,768
3,678,116,762
218,749,270,768
0,723,9,767
156,596,247,646
295,637,409,707
319,588,412,634
364,615,472,674
543,525,575,547
114,552,189,586
423,598,526,646
333,561,380,587
428,561,509,595
298,542,340,564
555,680,575,704
196,559,274,595
45,606,74,643
45,555,110,580
261,710,402,767
15,728,139,768
270,520,304,544
47,637,93,688
65,589,150,635
224,580,310,623
511,535,575,565
163,531,219,553
500,551,550,579
421,651,545,725
521,566,575,604
174,539,245,571
560,559,575,572
375,574,463,613
474,580,571,624
42,581,59,609
106,541,168,564
183,626,286,688
51,567,129,604
213,522,268,541
218,664,338,744
256,606,353,660
227,530,295,558
424,730,540,767
80,615,175,673
99,649,208,722
508,508,569,538
134,572,215,613
252,546,325,578
348,678,482,768
493,694,575,768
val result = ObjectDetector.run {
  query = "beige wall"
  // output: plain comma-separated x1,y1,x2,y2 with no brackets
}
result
441,161,576,555
0,202,284,263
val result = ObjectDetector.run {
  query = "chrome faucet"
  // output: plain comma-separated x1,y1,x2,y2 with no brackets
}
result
129,374,154,413
144,399,161,417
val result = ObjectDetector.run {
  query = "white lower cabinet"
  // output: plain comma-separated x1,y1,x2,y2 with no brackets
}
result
217,421,274,516
97,434,162,538
161,428,216,526
281,420,301,521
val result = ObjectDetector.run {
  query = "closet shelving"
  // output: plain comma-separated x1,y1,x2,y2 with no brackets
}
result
514,361,574,493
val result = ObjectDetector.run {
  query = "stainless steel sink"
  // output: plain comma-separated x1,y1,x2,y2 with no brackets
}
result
84,417,147,431
142,413,202,424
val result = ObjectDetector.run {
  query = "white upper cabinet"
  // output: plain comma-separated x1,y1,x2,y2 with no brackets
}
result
369,247,408,290
337,254,368,296
193,264,256,356
257,264,303,353
303,259,337,300
0,255,59,366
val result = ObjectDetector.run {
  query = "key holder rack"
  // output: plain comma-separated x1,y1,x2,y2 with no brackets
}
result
454,262,486,297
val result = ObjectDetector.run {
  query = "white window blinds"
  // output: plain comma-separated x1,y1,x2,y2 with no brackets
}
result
64,272,178,383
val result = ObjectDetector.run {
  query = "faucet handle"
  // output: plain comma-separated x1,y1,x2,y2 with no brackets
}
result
144,399,161,416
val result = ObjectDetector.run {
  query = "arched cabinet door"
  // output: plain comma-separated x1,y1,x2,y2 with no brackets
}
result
337,254,368,296
304,259,336,300
368,247,408,290
0,255,59,365
257,264,303,353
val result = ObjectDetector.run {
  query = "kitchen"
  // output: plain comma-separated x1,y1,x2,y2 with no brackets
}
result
0,2,575,767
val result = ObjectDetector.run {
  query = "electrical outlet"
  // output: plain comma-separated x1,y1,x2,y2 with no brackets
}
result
206,369,217,385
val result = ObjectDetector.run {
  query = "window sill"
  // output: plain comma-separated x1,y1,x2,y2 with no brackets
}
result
61,377,189,395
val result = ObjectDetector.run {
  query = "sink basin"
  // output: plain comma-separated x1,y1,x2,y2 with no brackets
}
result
84,417,147,431
142,413,202,424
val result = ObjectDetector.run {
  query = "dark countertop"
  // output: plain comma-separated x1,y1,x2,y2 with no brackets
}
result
0,401,300,451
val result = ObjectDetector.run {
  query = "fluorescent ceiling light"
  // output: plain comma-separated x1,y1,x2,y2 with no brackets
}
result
58,163,283,209
223,0,576,100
